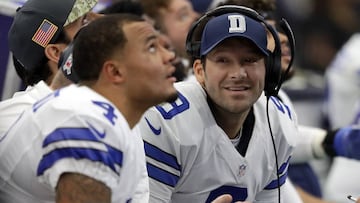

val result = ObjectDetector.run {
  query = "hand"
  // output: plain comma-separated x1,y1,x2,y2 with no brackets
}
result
333,125,360,159
211,194,250,203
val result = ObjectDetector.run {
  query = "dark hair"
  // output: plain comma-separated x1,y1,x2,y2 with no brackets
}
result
73,14,145,81
100,0,144,16
218,0,276,20
139,0,170,32
13,30,71,86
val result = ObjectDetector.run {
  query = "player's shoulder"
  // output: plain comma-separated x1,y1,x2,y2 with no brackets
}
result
36,85,105,112
32,85,125,128
150,81,209,120
174,81,205,102
0,81,52,113
255,93,296,121
140,81,211,140
254,93,298,145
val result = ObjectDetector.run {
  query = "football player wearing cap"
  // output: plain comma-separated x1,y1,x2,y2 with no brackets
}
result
137,6,298,202
0,0,101,135
216,2,360,203
0,13,178,203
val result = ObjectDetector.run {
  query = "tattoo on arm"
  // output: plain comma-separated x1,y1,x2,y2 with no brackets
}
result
56,173,111,203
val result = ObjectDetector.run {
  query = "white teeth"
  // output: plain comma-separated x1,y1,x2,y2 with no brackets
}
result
227,87,247,91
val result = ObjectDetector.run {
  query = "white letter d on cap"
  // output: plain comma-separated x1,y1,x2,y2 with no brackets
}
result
228,15,246,33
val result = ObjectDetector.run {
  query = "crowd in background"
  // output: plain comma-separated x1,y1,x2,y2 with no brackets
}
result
1,0,359,96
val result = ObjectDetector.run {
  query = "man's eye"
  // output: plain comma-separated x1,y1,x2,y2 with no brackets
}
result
216,57,229,63
244,57,261,63
149,44,157,53
179,10,190,21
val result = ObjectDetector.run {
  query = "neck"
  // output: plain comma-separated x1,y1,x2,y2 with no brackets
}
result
49,71,72,90
117,100,149,129
88,83,149,129
208,99,250,139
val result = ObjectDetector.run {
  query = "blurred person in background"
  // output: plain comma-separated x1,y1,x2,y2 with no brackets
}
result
277,0,360,77
321,31,360,203
100,0,188,81
139,0,199,79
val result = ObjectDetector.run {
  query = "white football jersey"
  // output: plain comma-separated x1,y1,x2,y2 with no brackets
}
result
137,81,298,202
321,33,360,202
0,84,147,203
324,33,360,129
0,80,52,136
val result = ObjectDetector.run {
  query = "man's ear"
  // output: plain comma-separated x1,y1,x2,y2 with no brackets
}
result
193,59,205,87
44,43,67,64
102,60,125,84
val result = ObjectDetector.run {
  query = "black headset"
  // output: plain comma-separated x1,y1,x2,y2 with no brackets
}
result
185,5,295,97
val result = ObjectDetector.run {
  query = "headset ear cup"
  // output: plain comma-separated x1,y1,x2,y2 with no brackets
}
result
191,42,201,59
264,51,282,97
264,52,274,95
263,23,283,97
186,19,200,59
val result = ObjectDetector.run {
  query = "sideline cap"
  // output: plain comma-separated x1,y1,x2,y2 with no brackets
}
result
200,13,268,56
8,0,98,71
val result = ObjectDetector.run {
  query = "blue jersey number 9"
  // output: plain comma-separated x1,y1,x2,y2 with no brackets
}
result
156,92,190,119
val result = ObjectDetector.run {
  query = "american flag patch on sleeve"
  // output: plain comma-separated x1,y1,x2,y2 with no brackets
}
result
32,19,58,47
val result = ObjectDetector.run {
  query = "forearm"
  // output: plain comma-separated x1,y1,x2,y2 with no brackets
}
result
56,173,111,203
290,126,327,163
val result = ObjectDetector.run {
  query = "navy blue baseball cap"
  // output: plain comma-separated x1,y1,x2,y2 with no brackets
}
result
8,0,98,71
200,13,268,57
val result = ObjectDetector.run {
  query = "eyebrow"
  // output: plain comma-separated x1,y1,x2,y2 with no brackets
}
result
144,35,157,44
143,31,159,43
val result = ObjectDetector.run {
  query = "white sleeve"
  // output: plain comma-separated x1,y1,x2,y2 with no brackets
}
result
138,109,181,203
281,178,304,203
253,179,302,203
131,160,150,203
131,127,150,203
37,116,123,191
278,89,328,163
290,125,327,163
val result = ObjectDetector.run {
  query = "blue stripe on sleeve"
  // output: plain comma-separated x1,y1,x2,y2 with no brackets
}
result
37,128,123,176
264,157,291,190
42,128,98,147
144,141,181,171
37,147,121,176
264,171,288,190
278,156,291,174
146,162,179,187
